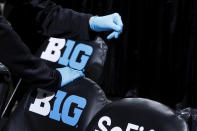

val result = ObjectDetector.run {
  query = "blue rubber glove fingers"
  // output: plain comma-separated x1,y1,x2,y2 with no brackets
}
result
90,13,123,33
113,13,123,32
107,31,120,40
56,67,85,87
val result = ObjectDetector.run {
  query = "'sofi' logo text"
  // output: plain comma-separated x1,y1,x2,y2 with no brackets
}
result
29,88,87,127
95,116,155,131
41,37,93,70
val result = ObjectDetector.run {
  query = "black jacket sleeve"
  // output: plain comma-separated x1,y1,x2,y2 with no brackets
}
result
0,15,61,90
6,0,93,40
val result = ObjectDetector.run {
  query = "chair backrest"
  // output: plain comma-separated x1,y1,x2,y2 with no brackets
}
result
87,98,189,131
36,36,108,83
3,77,108,131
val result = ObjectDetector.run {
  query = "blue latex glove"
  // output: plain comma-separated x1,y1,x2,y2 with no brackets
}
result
89,13,123,39
56,67,84,87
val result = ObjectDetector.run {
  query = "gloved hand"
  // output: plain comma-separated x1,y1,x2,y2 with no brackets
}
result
56,67,84,87
89,13,123,40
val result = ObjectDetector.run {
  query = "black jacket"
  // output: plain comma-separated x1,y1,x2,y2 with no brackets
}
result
0,0,92,90
0,15,62,90
5,0,92,53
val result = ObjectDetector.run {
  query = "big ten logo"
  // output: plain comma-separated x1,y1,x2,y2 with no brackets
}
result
29,88,87,127
40,37,93,71
95,116,155,131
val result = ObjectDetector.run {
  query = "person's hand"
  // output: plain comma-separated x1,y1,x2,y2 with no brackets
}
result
56,67,84,87
89,13,123,40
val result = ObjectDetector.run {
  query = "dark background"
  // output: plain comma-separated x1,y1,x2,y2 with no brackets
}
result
52,0,197,109
4,0,197,109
